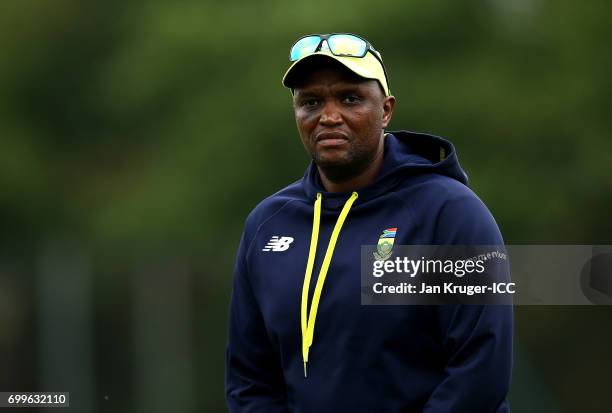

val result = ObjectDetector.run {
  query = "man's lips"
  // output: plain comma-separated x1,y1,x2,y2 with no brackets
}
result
315,131,349,147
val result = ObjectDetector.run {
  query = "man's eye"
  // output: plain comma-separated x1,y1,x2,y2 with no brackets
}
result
301,99,319,108
342,95,361,104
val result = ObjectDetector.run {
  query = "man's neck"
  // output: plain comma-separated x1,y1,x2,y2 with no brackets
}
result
318,136,385,193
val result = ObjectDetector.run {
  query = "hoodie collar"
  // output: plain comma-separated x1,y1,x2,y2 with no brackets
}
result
301,131,468,210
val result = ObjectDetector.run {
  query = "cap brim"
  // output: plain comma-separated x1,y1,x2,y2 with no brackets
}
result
282,51,390,96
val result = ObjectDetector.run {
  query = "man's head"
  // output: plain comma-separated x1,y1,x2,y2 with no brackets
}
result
283,34,395,184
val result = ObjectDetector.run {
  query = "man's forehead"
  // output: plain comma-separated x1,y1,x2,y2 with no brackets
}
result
292,60,375,93
294,56,363,86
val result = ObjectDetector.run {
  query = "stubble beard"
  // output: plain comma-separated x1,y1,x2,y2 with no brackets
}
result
312,142,378,184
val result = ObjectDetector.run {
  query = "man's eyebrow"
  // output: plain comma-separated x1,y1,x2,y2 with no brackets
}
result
293,89,322,99
333,84,365,93
295,83,366,97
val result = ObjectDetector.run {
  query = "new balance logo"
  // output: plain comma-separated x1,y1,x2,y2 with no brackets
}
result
262,236,294,252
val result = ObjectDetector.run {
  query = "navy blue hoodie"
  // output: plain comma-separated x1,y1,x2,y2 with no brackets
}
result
226,131,512,413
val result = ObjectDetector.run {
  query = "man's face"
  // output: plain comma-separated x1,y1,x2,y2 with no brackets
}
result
292,62,395,181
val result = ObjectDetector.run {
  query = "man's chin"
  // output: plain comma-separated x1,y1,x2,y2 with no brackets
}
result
313,153,351,169
314,154,367,183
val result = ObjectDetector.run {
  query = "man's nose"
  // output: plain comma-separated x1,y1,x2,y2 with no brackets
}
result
319,101,343,126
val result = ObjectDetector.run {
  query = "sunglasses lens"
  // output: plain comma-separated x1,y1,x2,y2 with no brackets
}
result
290,36,321,61
328,34,367,57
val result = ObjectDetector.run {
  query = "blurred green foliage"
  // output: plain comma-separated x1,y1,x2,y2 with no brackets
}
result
1,0,611,412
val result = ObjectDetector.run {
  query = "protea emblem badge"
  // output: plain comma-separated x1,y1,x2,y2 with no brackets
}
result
373,227,397,261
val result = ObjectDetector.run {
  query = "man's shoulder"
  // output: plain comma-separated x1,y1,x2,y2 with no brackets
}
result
395,171,480,205
243,178,304,235
398,173,502,243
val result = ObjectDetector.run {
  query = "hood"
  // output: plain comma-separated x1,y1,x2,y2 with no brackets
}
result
301,130,469,209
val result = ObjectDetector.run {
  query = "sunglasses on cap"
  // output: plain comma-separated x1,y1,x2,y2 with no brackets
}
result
284,33,391,96
289,33,384,65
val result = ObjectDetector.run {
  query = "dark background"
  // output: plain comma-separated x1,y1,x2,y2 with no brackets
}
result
1,1,611,412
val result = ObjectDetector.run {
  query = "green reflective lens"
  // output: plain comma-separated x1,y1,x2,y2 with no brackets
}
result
290,36,322,61
327,34,367,57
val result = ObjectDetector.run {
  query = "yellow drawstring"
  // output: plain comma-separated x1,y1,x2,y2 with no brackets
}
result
301,191,358,377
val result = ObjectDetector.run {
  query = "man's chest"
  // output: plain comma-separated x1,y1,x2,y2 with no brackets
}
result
246,204,425,343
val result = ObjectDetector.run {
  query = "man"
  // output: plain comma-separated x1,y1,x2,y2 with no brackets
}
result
225,33,512,412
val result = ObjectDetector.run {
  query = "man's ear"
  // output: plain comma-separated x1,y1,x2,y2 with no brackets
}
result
381,96,396,129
